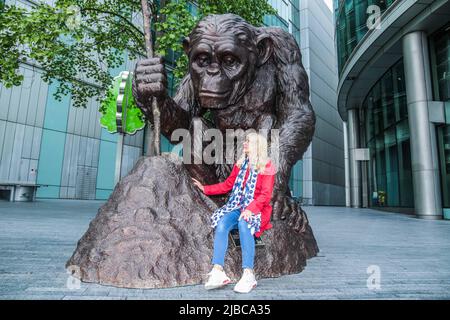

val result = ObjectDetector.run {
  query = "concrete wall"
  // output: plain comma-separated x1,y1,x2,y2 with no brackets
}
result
300,0,345,205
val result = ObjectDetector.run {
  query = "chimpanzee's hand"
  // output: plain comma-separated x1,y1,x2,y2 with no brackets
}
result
272,193,309,233
132,56,168,121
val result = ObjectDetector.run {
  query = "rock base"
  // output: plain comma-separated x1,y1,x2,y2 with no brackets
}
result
66,154,319,288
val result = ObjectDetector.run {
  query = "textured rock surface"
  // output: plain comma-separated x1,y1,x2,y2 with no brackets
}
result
66,154,319,288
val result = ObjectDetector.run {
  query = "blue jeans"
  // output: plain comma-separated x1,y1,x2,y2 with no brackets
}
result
212,209,255,269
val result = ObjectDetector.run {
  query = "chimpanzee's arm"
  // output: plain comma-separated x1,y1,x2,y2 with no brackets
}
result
266,28,316,221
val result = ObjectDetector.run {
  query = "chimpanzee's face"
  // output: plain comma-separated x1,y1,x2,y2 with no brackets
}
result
187,33,257,109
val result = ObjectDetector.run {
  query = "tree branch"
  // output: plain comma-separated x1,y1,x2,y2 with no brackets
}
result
87,16,147,54
80,7,145,39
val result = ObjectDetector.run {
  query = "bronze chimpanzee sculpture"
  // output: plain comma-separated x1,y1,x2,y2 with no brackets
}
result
132,13,316,233
66,13,318,289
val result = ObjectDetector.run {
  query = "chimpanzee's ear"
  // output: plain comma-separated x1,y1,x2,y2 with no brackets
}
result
182,36,191,56
256,33,273,67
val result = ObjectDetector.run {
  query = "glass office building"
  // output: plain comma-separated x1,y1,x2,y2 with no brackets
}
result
0,0,146,200
335,0,450,218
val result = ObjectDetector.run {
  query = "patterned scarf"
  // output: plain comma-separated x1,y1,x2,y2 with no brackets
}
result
210,157,262,235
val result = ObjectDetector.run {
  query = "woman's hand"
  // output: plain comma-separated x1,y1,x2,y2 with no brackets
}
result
239,209,253,221
191,178,205,193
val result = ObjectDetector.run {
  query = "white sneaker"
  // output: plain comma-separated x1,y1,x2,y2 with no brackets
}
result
204,267,231,290
234,269,257,293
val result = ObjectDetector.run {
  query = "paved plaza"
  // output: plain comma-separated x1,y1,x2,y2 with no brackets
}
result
0,199,449,300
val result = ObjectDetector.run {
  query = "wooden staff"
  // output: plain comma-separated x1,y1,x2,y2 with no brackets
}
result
141,0,161,156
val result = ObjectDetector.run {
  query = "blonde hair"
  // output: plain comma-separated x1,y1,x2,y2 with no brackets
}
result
236,132,270,172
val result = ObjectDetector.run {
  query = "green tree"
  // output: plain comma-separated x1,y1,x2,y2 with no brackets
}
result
0,0,276,109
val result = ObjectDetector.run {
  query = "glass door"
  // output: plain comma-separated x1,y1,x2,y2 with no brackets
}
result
437,125,450,209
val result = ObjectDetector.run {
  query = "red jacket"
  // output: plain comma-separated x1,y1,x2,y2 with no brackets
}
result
203,161,276,237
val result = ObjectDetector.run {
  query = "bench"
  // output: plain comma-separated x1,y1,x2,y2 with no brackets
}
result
0,182,45,202
227,195,307,248
230,229,265,248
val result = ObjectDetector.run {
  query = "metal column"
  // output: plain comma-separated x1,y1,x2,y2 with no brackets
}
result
348,109,361,208
343,121,351,207
402,31,442,219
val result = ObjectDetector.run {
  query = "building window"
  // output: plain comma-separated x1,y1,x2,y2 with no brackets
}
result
430,23,450,102
364,59,414,208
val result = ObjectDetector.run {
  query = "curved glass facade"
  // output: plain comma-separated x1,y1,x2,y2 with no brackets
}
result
363,59,414,208
431,24,450,209
335,0,397,74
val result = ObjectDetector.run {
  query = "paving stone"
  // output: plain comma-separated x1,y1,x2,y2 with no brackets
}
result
1,200,450,299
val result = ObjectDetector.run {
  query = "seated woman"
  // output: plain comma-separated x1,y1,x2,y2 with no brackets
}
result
192,132,276,293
